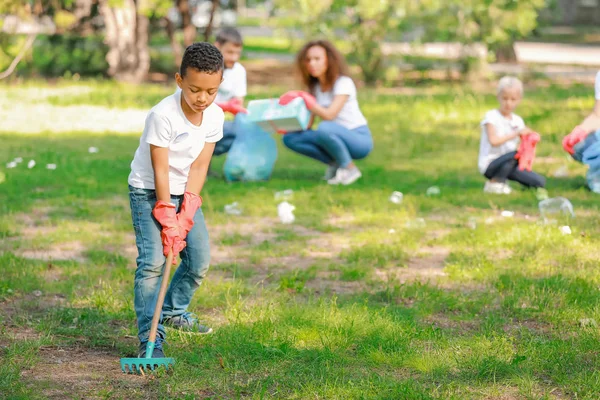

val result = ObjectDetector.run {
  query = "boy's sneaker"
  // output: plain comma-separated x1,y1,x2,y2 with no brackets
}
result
484,181,509,194
323,165,338,180
138,338,165,358
327,166,362,185
162,312,213,334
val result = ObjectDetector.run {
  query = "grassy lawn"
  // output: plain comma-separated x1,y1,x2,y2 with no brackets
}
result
1,79,600,399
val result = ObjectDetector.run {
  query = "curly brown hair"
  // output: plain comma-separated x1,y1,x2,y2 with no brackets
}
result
295,40,350,95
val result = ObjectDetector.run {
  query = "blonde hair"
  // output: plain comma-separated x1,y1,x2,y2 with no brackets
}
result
497,76,523,96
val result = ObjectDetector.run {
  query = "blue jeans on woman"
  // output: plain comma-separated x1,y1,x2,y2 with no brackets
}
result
282,121,373,168
129,185,211,343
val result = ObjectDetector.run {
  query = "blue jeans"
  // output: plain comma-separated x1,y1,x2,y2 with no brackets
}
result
213,114,242,156
282,122,373,168
129,185,211,342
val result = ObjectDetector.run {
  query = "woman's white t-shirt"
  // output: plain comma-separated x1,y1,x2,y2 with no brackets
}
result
478,109,525,174
315,76,368,129
595,71,600,100
128,91,224,195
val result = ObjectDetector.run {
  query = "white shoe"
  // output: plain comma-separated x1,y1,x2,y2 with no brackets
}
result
484,181,509,194
328,166,362,185
502,183,512,194
323,165,338,180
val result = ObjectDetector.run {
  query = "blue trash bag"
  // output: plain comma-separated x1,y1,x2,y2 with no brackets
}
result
223,113,278,182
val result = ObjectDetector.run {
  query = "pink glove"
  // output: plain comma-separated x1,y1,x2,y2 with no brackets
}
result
562,125,588,155
217,98,247,115
152,201,186,264
278,90,316,110
515,132,540,171
177,191,202,239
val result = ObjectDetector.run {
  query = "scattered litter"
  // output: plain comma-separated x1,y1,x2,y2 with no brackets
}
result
405,218,426,228
552,165,569,178
559,226,572,235
274,189,294,201
6,161,17,169
32,290,42,297
539,197,575,222
277,201,295,224
388,228,396,234
46,164,57,170
426,186,441,196
389,191,403,204
485,217,495,224
224,202,242,216
501,210,514,218
14,157,23,163
27,160,36,169
579,318,597,328
88,146,99,153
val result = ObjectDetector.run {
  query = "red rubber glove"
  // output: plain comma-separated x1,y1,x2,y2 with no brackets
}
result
177,191,203,239
562,125,588,155
515,132,540,171
217,98,247,115
278,90,316,110
152,201,186,264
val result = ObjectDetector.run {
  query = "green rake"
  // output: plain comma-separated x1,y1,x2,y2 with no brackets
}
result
121,251,175,374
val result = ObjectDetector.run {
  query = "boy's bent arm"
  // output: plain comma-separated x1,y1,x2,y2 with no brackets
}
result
150,145,171,202
485,123,520,147
185,142,216,195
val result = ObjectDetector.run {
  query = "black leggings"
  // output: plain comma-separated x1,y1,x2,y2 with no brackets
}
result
484,151,546,188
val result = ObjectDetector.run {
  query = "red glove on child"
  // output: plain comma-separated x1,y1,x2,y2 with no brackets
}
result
515,132,540,171
562,125,588,155
217,98,247,115
278,90,317,110
152,201,186,264
177,191,203,239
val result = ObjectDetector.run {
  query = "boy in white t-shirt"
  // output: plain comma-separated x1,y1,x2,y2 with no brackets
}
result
127,43,224,360
479,76,546,194
212,27,248,157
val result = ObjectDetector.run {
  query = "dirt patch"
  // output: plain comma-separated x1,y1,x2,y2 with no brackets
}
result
17,241,87,263
21,346,150,400
305,271,366,295
376,246,450,284
245,59,295,87
423,314,479,332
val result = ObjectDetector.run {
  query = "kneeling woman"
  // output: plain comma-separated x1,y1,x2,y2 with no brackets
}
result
279,40,372,185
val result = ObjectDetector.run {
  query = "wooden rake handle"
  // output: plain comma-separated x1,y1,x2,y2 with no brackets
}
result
148,250,174,344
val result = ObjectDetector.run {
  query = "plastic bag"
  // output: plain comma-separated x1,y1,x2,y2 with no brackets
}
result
223,113,278,182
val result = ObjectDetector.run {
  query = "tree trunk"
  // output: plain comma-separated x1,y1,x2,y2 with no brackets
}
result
203,0,220,41
165,16,183,66
494,43,518,63
99,0,150,83
177,0,196,47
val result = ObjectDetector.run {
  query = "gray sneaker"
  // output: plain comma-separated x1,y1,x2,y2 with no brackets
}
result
162,313,213,334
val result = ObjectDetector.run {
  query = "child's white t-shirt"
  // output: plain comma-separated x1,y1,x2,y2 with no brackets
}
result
128,91,224,195
315,76,368,129
215,62,247,103
595,71,600,100
478,109,525,174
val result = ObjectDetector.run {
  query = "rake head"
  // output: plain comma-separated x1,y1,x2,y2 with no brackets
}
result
120,356,175,374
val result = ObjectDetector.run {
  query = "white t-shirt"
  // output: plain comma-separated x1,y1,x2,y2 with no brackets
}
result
595,71,600,100
478,109,525,174
215,62,247,103
128,91,224,195
315,76,368,130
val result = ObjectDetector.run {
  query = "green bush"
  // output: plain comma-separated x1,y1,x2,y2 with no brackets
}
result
22,34,109,77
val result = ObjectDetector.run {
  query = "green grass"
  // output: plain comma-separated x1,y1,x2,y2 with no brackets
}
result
1,79,600,398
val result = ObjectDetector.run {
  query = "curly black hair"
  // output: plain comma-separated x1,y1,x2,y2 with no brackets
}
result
180,42,224,77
